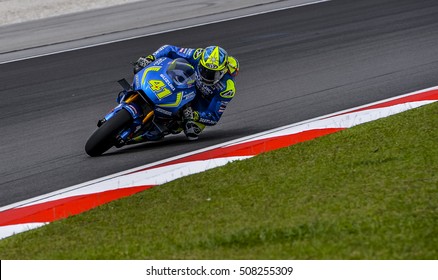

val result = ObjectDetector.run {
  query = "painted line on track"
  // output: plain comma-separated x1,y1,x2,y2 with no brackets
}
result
0,86,437,239
0,0,330,64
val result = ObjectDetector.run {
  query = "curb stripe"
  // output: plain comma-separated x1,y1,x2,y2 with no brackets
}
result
0,186,153,226
133,128,343,173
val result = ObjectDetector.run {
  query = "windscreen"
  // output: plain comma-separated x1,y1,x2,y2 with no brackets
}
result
166,58,196,88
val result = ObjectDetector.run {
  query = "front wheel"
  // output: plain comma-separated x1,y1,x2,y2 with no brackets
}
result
85,109,132,157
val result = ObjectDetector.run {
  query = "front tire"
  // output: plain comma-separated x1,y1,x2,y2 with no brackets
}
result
85,109,132,157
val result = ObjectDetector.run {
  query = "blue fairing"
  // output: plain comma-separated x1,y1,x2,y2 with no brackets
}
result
103,102,142,122
132,57,197,117
98,57,199,143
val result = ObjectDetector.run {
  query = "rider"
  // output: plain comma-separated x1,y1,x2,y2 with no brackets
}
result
133,45,239,140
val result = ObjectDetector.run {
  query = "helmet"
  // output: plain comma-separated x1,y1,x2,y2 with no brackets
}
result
197,46,228,86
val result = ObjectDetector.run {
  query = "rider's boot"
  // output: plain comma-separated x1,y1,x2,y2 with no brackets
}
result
182,107,201,141
184,121,201,141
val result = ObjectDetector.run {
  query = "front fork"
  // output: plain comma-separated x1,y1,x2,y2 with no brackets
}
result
100,91,155,145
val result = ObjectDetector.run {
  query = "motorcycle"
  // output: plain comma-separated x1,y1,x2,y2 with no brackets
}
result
85,57,197,157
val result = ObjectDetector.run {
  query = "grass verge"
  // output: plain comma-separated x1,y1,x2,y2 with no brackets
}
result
0,102,437,259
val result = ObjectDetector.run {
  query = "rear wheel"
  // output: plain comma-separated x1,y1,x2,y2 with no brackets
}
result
85,109,132,157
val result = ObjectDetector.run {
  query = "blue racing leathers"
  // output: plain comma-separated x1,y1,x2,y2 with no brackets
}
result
151,45,236,126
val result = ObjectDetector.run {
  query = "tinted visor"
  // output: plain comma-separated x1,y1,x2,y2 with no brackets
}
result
198,65,223,85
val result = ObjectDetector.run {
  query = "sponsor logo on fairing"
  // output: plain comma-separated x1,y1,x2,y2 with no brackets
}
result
183,91,196,100
160,74,176,91
153,58,166,66
155,107,172,116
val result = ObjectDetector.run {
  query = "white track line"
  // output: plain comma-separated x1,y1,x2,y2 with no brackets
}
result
0,0,330,64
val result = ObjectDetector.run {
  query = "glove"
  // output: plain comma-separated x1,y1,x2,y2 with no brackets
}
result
182,107,199,121
133,55,155,74
137,55,155,67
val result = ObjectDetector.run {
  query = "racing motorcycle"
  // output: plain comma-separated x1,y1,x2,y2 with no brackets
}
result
85,57,197,157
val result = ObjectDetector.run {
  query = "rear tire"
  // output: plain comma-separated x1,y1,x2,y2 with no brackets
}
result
85,109,132,157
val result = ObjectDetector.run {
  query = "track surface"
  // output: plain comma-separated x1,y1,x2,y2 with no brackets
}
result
1,0,438,207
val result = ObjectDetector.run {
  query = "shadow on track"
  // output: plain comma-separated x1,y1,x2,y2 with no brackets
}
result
99,127,257,157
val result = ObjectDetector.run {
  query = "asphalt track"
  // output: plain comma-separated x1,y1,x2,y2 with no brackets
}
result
1,0,438,207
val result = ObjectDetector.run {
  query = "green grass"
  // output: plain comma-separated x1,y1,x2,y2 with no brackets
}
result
1,102,437,259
